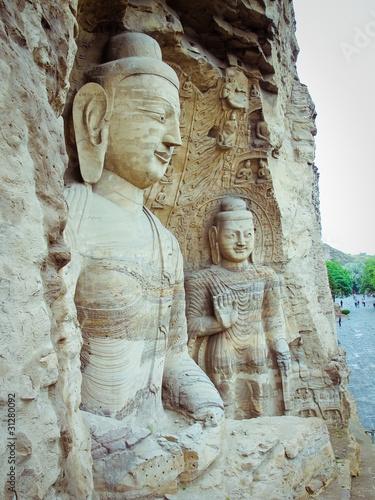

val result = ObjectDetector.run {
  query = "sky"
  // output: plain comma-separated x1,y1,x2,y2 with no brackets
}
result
293,0,375,255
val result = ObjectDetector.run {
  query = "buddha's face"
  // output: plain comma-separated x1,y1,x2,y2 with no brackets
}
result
217,218,254,263
104,74,181,189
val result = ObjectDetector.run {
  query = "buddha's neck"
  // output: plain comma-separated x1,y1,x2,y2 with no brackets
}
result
93,169,144,216
220,259,250,271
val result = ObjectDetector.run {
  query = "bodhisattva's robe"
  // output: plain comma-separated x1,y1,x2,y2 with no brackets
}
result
185,265,289,418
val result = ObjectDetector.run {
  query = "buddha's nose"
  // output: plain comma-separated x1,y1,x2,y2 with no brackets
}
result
237,233,245,246
163,119,182,147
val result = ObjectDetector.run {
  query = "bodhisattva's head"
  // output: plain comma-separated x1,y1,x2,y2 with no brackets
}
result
209,198,254,267
73,32,181,188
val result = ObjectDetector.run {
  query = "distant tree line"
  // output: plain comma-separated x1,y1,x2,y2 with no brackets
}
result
325,257,375,299
325,261,352,299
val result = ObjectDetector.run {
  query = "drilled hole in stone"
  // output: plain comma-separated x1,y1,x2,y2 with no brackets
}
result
208,127,219,139
41,17,51,30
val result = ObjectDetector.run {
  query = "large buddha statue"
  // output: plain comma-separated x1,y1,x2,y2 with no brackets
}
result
65,32,223,432
186,198,293,419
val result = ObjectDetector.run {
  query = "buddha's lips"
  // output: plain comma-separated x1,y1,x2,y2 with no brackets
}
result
154,151,172,164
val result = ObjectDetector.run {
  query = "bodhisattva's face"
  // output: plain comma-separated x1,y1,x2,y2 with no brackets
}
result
217,218,254,263
104,74,181,189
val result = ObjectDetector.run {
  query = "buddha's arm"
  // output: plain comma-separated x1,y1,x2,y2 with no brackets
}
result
263,273,291,374
163,255,224,426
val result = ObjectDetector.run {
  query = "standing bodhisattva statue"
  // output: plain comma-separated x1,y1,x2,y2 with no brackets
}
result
65,33,223,430
186,198,291,419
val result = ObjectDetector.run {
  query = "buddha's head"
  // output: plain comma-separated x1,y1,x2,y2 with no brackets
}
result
73,32,181,188
209,198,254,266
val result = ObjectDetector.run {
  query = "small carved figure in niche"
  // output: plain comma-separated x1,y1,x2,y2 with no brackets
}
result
186,232,193,251
256,120,270,141
185,198,292,419
234,159,253,184
252,120,270,148
66,33,223,430
256,159,271,184
250,83,260,98
179,105,187,128
182,77,193,95
217,111,238,149
221,169,231,188
220,75,235,100
220,68,248,110
151,187,167,208
160,160,174,184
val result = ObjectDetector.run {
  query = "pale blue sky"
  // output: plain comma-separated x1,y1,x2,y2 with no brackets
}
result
293,0,375,255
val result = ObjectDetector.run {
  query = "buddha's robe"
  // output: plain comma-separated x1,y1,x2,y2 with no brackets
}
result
65,184,223,426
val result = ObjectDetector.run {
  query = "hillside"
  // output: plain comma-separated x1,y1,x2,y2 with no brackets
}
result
322,243,375,265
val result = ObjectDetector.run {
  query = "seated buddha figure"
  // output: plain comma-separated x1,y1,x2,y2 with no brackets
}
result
65,32,223,431
185,198,291,419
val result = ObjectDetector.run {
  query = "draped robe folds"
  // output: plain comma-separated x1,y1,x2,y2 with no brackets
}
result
64,183,223,426
185,265,291,417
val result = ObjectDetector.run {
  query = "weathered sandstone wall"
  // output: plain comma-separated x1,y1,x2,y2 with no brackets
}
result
0,0,349,498
0,1,93,498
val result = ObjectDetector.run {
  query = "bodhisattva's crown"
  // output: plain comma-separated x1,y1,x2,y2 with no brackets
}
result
215,197,253,223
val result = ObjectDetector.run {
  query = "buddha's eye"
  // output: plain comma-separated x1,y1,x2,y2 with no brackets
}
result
137,106,167,123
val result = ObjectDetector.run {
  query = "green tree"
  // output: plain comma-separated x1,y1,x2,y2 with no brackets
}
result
326,260,352,300
344,260,364,292
359,257,375,295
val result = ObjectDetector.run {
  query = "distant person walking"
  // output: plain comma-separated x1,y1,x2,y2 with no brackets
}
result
340,300,343,307
338,316,342,327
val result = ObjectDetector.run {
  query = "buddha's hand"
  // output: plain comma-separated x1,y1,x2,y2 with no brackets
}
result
192,406,224,427
213,293,238,329
275,338,291,376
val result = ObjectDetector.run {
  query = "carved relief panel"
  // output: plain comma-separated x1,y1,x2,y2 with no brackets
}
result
145,61,347,427
145,65,283,270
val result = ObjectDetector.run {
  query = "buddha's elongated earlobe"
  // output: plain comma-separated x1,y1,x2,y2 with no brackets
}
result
73,83,109,184
209,226,221,265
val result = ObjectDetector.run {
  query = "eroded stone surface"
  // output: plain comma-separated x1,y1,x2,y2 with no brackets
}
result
168,416,336,500
0,2,93,499
0,0,352,499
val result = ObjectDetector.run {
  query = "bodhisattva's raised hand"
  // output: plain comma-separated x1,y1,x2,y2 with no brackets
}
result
213,293,238,329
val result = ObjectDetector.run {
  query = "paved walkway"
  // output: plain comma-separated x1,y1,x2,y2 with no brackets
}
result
336,296,375,433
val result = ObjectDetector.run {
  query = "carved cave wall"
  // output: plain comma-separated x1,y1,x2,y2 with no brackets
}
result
0,0,349,498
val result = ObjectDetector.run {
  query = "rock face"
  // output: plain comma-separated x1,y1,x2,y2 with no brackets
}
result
0,0,351,499
0,2,93,499
172,416,336,500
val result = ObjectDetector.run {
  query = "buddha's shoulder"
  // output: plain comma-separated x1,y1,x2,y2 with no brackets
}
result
142,206,180,250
